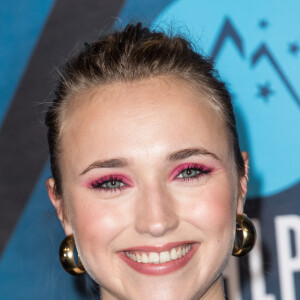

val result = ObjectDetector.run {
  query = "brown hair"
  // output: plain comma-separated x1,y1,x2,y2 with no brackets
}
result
45,22,244,197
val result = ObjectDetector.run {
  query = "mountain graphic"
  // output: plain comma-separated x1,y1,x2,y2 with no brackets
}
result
210,18,300,108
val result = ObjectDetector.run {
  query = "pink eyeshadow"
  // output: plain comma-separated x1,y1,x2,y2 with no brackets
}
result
169,163,214,181
87,174,133,189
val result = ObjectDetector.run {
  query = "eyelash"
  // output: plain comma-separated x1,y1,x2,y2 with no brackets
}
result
90,164,212,192
174,163,212,182
90,175,129,193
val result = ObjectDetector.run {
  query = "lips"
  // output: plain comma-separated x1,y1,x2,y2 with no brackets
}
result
118,242,199,275
125,244,191,264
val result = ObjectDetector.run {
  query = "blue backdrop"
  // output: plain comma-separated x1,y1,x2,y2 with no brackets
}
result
0,1,299,299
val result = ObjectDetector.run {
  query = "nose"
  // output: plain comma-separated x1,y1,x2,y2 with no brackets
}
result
134,184,179,237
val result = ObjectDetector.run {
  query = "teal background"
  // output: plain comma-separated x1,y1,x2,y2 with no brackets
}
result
0,1,299,299
153,0,300,198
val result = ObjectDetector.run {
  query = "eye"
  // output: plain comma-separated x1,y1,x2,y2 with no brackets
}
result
94,180,125,190
175,164,212,181
90,175,129,192
177,168,201,179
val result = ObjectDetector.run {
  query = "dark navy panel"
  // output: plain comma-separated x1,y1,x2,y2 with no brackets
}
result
0,0,55,126
0,162,98,299
118,0,175,25
0,0,125,255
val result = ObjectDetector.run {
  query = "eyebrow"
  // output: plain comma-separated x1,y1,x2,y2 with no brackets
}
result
80,158,128,175
167,147,220,162
80,147,220,175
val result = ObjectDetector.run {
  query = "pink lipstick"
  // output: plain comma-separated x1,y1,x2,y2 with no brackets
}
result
118,242,199,275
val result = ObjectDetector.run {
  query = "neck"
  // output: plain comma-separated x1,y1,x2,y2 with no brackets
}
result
100,275,227,300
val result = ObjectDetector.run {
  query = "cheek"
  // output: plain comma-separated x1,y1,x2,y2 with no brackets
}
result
65,190,130,262
180,179,236,239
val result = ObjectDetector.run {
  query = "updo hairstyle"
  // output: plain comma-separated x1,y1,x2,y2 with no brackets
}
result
45,23,244,198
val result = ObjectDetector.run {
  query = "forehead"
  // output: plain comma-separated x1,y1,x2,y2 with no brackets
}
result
61,77,232,169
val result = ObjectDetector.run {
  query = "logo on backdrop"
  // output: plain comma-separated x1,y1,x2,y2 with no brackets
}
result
154,1,300,300
154,0,300,199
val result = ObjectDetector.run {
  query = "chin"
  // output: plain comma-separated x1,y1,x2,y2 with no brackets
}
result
96,263,225,300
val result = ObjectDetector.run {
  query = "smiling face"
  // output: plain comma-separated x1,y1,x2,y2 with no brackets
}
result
47,77,247,300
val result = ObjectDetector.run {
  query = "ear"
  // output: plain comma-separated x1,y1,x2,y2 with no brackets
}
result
237,151,249,214
46,178,73,236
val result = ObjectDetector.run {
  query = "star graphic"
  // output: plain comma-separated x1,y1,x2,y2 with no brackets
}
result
257,82,274,101
258,19,269,29
288,42,299,56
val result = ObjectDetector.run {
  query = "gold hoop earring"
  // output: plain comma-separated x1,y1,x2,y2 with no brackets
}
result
232,213,256,257
59,234,86,276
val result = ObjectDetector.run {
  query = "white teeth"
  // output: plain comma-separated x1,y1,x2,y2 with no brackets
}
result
149,252,160,264
177,247,182,258
160,251,170,263
170,248,177,260
136,253,142,263
125,244,192,264
141,253,149,263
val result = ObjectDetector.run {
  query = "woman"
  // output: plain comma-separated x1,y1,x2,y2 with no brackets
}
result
45,23,256,300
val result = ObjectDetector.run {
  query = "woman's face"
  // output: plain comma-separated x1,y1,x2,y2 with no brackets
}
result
48,77,246,300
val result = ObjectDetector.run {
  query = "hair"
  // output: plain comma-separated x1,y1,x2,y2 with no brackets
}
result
45,22,244,198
